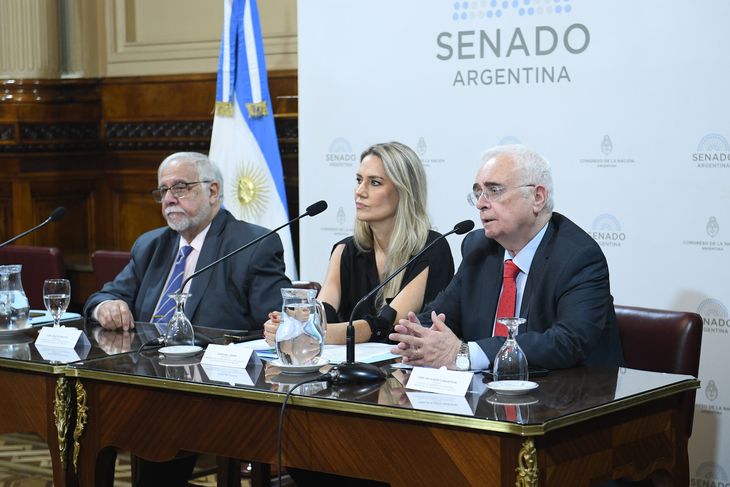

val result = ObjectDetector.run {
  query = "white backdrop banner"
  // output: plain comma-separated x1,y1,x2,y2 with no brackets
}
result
298,1,730,480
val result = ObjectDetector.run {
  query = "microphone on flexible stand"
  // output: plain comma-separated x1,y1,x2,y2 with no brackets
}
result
0,207,66,249
327,219,475,385
178,200,328,293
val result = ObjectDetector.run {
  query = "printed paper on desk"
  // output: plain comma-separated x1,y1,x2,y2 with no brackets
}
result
201,363,254,386
406,391,474,416
201,343,253,368
406,366,473,396
35,326,89,350
321,343,398,364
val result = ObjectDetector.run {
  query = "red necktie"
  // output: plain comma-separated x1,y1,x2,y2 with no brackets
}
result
493,259,520,337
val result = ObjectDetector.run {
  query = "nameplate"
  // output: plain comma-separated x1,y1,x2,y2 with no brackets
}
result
35,326,89,350
201,364,254,386
406,391,474,415
406,366,473,396
201,343,253,368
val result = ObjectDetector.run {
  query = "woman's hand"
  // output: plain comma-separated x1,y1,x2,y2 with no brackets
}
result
264,310,281,346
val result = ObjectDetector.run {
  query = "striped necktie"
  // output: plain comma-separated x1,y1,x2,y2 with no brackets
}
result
152,245,194,323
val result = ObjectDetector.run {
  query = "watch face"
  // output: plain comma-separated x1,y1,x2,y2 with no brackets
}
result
455,355,470,370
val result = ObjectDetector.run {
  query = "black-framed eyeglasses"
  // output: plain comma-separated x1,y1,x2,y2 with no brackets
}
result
151,181,211,203
466,184,536,206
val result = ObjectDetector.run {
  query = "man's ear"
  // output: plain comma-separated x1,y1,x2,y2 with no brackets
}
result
533,185,548,212
209,181,220,201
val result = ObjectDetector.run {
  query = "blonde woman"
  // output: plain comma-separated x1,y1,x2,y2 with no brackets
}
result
265,141,454,345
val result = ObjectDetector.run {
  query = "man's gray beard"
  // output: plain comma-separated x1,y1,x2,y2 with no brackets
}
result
165,204,212,234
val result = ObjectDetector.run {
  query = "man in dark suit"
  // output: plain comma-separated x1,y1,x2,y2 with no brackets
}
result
390,145,623,370
84,151,291,332
83,152,291,486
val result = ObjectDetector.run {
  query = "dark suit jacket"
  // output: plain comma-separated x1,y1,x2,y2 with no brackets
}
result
421,212,624,369
83,209,291,330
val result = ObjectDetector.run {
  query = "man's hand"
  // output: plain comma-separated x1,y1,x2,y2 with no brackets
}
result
96,300,135,331
389,311,462,368
263,310,281,347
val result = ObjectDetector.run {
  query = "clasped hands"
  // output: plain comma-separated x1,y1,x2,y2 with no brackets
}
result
389,311,462,369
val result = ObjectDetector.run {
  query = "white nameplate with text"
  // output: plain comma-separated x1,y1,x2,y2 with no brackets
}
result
406,366,473,396
406,391,474,415
35,326,89,350
201,364,254,386
201,343,253,368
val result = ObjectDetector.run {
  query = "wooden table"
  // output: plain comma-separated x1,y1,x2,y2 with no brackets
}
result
66,355,699,487
0,320,231,486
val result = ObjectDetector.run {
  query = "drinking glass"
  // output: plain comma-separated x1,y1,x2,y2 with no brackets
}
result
42,279,71,328
492,317,529,382
164,293,194,347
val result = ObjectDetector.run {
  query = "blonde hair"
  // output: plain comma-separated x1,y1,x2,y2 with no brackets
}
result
353,142,431,308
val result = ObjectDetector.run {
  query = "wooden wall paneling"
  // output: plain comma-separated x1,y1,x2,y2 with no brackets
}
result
108,170,166,251
0,181,13,240
22,172,96,265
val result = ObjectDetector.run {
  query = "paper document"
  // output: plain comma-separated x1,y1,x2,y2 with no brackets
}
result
236,339,398,364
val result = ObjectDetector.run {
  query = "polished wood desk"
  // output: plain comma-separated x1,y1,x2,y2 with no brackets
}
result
0,319,129,486
66,352,699,487
0,320,229,486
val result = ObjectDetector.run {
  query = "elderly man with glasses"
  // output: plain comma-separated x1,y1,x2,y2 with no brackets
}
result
390,144,624,371
84,151,291,332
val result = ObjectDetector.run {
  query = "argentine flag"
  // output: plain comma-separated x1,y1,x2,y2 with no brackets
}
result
210,0,297,279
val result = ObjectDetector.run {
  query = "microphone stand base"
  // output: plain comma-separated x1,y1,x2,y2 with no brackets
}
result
328,361,386,385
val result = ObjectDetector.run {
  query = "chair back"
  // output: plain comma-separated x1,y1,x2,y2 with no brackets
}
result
615,304,703,436
0,245,65,309
92,250,131,290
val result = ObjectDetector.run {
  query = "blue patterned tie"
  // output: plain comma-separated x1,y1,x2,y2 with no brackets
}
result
152,245,194,323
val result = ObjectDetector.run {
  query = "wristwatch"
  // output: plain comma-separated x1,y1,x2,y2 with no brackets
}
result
454,342,471,371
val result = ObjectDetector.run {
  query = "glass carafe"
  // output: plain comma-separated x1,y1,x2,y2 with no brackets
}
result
492,317,529,382
0,265,30,331
164,293,194,347
275,288,327,365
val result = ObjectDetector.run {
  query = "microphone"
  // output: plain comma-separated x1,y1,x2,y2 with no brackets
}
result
178,201,327,293
0,207,67,249
327,219,475,385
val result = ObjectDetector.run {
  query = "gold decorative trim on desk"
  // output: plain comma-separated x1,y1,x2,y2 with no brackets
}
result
0,357,69,375
72,379,88,473
65,366,700,437
53,377,70,470
516,438,539,486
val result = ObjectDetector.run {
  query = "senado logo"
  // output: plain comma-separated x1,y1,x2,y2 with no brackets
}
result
589,214,626,247
437,1,588,87
325,138,357,167
692,133,730,168
691,461,729,487
697,298,729,335
705,380,719,402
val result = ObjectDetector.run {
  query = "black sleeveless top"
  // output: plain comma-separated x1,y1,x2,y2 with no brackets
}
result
326,230,455,341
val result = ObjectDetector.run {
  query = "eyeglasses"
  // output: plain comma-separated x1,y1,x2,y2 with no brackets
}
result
466,184,536,206
151,181,211,203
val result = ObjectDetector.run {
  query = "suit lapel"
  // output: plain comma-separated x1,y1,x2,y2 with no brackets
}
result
484,245,504,330
184,211,227,320
520,217,557,326
139,232,180,321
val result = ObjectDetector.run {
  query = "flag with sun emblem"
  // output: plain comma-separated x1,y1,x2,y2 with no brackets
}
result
209,0,297,279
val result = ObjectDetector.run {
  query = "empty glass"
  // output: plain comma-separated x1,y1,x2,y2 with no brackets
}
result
492,317,529,382
42,279,71,327
164,292,194,347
